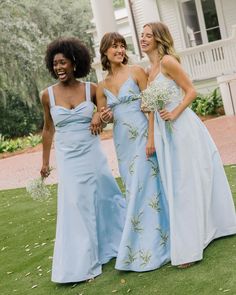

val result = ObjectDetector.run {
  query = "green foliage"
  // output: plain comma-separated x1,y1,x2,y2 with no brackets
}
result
0,170,236,294
0,90,43,138
191,88,224,116
0,0,94,138
27,133,42,147
113,0,125,9
0,133,42,153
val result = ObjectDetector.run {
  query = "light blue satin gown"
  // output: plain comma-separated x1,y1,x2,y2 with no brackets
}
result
150,71,236,265
48,82,126,283
104,77,170,271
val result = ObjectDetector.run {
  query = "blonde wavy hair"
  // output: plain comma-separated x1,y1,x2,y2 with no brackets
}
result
144,22,180,63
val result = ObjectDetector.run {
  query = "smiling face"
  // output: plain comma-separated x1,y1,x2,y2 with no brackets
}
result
53,53,74,82
106,40,126,65
140,25,158,54
99,32,128,71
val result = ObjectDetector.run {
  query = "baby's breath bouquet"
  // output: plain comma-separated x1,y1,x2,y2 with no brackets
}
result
26,175,52,201
141,80,179,132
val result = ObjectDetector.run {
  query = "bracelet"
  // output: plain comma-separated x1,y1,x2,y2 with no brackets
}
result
99,113,110,124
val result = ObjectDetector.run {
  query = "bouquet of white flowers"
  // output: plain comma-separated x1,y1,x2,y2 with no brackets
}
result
141,80,179,132
26,177,51,201
141,80,178,112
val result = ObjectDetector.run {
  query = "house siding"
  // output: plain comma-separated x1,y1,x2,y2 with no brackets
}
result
221,0,236,37
157,0,184,51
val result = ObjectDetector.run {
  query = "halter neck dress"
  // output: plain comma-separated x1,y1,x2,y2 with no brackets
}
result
48,82,126,283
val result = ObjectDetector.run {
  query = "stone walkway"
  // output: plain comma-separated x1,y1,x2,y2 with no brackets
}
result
0,115,235,190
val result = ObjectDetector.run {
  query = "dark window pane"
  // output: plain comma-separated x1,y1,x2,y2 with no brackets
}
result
201,0,220,30
207,27,221,42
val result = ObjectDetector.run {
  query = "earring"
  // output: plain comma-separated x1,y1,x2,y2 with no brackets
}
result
74,66,76,71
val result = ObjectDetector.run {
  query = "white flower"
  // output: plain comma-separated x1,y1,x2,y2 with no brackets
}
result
141,80,179,112
26,177,51,201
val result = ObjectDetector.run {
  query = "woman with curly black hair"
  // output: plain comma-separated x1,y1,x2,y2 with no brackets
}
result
40,37,126,283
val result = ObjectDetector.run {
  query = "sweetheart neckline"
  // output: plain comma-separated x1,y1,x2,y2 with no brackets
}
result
53,100,93,111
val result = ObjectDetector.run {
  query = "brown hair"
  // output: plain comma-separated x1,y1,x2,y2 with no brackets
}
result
144,22,180,63
99,32,129,71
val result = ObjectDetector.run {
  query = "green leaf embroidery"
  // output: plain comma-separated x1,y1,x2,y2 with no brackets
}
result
139,249,152,267
123,122,139,140
131,211,144,233
124,245,138,265
149,193,161,212
156,227,169,247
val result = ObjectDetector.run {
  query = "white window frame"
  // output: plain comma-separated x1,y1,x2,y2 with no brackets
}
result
179,0,226,47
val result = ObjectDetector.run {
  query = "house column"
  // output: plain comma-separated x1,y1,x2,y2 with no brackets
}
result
90,0,118,81
124,0,161,59
90,0,117,40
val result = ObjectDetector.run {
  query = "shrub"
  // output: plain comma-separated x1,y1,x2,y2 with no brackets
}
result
0,90,43,139
191,87,224,116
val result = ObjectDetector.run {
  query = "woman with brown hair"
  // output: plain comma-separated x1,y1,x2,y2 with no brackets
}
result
96,32,170,272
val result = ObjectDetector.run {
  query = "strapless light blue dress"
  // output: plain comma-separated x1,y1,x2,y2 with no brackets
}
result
151,72,236,265
48,82,126,283
104,77,170,271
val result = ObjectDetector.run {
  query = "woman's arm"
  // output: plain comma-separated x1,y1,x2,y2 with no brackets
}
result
96,82,113,124
146,112,156,158
159,55,197,121
40,89,55,178
90,83,103,135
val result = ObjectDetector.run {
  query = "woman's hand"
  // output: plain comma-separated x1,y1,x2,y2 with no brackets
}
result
146,137,156,159
159,109,177,121
40,164,51,178
90,112,102,135
100,106,113,123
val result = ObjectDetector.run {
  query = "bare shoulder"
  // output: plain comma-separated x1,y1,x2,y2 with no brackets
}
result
40,88,50,106
130,64,146,75
162,55,180,69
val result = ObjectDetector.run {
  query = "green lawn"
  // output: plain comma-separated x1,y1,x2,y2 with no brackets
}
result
0,166,236,295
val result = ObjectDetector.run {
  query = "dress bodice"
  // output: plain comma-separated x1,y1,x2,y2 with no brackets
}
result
48,82,94,132
104,77,141,112
153,72,182,104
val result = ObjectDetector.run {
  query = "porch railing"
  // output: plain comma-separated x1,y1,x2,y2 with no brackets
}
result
179,25,236,81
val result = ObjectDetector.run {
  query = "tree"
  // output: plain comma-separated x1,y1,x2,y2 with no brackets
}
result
0,0,94,138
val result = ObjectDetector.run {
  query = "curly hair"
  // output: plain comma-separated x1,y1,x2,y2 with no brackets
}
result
45,37,91,79
99,32,128,71
144,22,180,63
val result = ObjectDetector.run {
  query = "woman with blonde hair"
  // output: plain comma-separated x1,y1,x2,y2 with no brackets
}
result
140,22,236,268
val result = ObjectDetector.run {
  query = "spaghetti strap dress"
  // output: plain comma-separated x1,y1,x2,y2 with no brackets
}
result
104,77,170,271
151,71,236,265
48,82,126,283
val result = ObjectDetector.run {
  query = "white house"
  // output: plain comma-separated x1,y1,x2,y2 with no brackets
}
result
89,0,236,115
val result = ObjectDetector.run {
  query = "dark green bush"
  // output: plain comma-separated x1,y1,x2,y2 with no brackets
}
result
0,90,43,139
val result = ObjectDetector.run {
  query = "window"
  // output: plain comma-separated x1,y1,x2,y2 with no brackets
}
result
201,0,221,42
113,0,125,9
180,0,222,47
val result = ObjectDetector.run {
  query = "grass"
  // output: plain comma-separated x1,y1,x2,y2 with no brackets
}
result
0,166,236,295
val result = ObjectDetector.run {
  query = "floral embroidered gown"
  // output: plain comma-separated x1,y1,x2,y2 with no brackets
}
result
148,71,236,266
104,77,170,271
48,82,126,283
